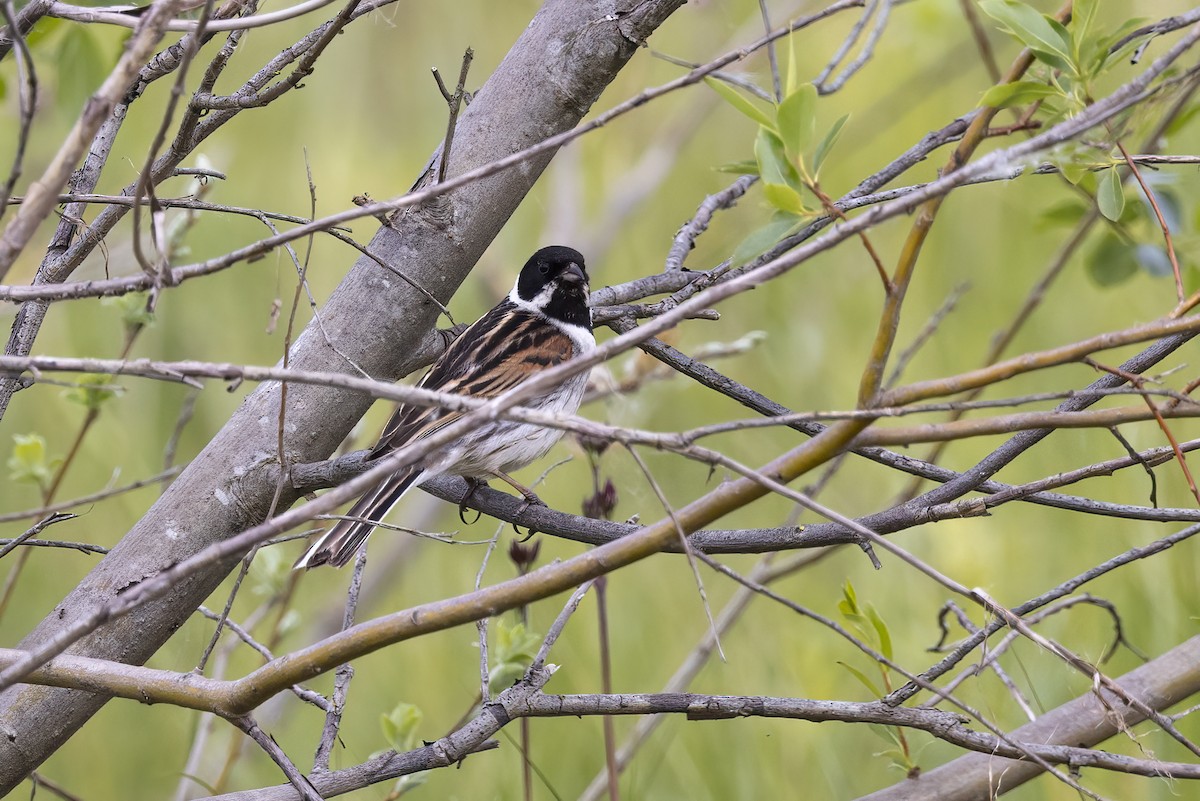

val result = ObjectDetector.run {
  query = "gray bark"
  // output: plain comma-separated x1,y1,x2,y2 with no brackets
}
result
857,635,1200,801
0,0,685,789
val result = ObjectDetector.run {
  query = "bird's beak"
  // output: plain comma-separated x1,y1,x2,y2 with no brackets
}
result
561,262,587,286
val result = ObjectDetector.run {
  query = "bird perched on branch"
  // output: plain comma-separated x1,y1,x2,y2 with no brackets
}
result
295,245,594,569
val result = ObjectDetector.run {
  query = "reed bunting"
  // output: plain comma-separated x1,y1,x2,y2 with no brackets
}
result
295,245,594,569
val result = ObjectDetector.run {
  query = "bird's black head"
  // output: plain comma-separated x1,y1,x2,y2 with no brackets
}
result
516,245,591,330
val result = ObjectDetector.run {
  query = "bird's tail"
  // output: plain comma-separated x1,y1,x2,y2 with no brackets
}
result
294,468,425,569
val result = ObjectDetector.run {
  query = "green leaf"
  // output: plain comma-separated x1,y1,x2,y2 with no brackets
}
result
1059,159,1092,186
714,159,760,176
838,662,883,698
813,114,849,175
7,433,55,489
1086,234,1138,287
101,292,156,328
763,183,807,216
775,83,818,161
1045,17,1073,67
1072,0,1100,46
1035,96,1066,123
841,580,859,611
979,80,1059,109
730,216,802,265
379,716,396,749
62,374,122,412
978,0,1072,72
785,33,800,98
488,620,542,692
1071,0,1101,69
866,606,893,662
840,608,870,633
754,128,798,189
379,703,423,753
493,619,540,665
705,77,775,130
868,723,907,750
376,703,429,789
1097,167,1125,222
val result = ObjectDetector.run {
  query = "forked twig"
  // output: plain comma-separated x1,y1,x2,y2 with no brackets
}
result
433,48,474,185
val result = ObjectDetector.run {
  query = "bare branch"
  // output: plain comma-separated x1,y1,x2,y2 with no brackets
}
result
228,716,322,801
521,690,1200,779
0,468,181,523
0,0,36,222
46,0,340,33
0,0,184,279
863,635,1200,800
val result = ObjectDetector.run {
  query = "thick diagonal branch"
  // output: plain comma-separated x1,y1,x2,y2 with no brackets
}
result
0,0,685,789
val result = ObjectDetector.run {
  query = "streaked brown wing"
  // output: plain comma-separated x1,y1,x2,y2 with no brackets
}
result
369,303,576,459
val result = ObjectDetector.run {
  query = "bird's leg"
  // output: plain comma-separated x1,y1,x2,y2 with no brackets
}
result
492,471,546,507
458,476,485,525
491,471,547,538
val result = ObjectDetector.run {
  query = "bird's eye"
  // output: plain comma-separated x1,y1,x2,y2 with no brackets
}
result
538,262,551,276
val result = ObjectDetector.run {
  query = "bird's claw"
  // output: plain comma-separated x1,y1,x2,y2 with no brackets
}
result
458,477,485,525
512,522,541,541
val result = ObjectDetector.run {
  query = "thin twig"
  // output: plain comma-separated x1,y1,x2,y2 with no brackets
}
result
0,0,185,280
891,522,1200,706
162,389,199,493
884,282,969,388
821,0,890,93
0,538,106,555
8,152,1194,306
0,514,77,561
128,0,215,283
594,576,618,801
814,0,876,88
1084,357,1200,505
625,445,725,661
0,468,181,523
45,0,338,32
194,607,329,711
664,176,756,271
434,48,474,185
28,773,85,801
757,0,781,101
312,541,368,771
228,715,322,801
1116,139,1184,301
692,551,1096,797
0,0,36,222
957,0,1000,82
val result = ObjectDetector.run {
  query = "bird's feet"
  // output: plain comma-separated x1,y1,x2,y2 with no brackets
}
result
493,471,546,510
491,471,546,538
457,474,546,536
458,476,486,525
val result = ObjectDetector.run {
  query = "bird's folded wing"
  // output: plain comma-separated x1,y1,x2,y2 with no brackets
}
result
370,305,576,457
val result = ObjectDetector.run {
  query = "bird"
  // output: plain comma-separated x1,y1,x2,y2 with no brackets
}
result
295,245,594,569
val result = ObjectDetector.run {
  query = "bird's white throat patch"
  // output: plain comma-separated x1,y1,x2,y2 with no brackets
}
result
507,284,596,353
